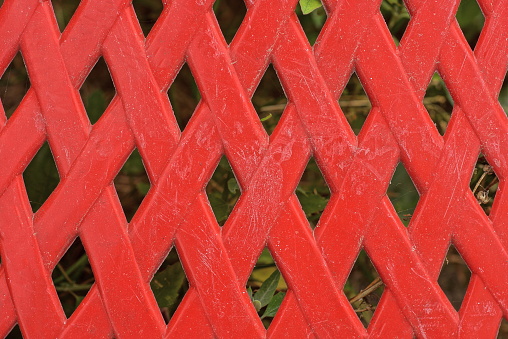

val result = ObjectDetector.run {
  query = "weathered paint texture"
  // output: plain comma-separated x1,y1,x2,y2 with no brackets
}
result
0,0,507,337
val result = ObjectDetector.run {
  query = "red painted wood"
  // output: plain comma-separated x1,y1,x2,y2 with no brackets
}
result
0,0,507,337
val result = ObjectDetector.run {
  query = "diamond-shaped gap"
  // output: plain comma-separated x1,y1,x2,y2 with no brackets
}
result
296,158,330,229
499,319,508,338
251,64,287,135
297,0,327,46
132,0,164,37
22,142,60,213
6,324,22,339
0,51,30,120
456,0,485,50
150,247,188,324
51,0,81,33
380,0,410,46
113,149,150,222
437,244,471,310
167,63,200,132
499,77,508,114
52,237,94,318
79,57,115,125
213,0,247,45
425,73,454,136
387,163,419,226
344,250,384,327
339,73,372,135
469,156,499,216
248,248,287,329
206,156,240,226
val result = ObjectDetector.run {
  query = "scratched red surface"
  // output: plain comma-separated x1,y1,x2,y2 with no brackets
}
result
0,0,507,337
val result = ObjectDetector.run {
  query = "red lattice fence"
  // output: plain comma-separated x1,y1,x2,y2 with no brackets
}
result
0,0,507,337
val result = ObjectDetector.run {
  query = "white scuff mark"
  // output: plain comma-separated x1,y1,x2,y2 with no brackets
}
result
457,53,468,79
410,266,429,282
34,112,46,133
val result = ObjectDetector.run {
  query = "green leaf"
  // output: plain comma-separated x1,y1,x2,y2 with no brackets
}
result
311,9,326,29
253,299,262,312
456,0,481,27
386,0,401,5
227,178,239,194
136,182,150,196
208,194,230,222
150,262,186,310
247,286,253,301
261,292,285,319
297,192,328,216
299,0,322,15
84,89,107,124
253,270,280,308
256,248,275,266
23,143,60,212
122,150,145,175
499,86,508,112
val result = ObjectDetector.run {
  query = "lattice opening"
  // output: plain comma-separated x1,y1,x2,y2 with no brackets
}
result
23,142,60,213
456,0,485,50
114,149,150,222
438,245,471,311
52,237,94,318
387,163,419,226
206,156,240,225
380,0,410,46
425,73,453,136
214,0,247,45
499,319,508,338
297,0,326,46
51,0,81,33
339,73,372,136
499,77,508,113
0,51,30,120
150,247,187,324
168,63,200,132
344,250,384,327
296,158,330,229
248,248,287,328
6,324,22,339
79,57,115,125
251,64,287,135
470,156,499,216
132,0,164,37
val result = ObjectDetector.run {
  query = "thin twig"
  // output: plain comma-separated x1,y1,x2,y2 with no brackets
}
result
485,176,499,191
349,277,383,305
260,99,373,113
472,170,489,195
53,254,89,284
57,264,74,285
355,306,375,313
56,284,93,292
260,104,286,112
